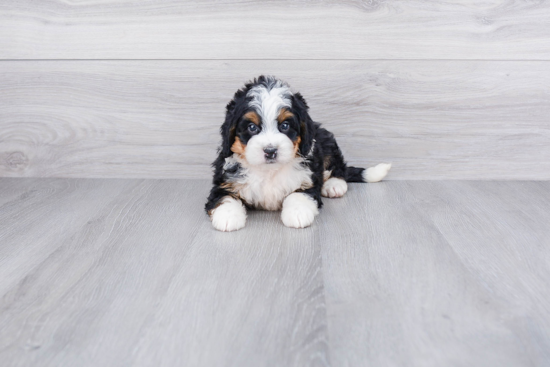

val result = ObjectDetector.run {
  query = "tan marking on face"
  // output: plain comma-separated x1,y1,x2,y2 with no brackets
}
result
293,136,301,156
278,108,294,123
231,137,247,158
244,111,260,125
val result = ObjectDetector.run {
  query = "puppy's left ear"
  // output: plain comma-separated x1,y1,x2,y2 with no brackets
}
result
292,92,316,157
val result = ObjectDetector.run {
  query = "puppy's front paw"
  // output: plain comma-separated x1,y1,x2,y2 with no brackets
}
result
281,193,319,229
211,197,247,232
321,177,348,198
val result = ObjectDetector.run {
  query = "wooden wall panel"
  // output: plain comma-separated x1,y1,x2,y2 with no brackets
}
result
1,60,549,180
1,0,550,60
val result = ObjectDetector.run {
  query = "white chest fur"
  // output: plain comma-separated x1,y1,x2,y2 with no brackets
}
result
226,155,313,211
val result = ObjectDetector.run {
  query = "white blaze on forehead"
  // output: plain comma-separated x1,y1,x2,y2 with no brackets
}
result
247,79,292,133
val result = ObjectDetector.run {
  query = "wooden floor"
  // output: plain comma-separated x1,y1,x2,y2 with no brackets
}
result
1,178,549,367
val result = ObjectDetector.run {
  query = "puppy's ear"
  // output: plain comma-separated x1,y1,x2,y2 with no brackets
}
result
220,99,238,158
293,92,316,156
219,85,251,158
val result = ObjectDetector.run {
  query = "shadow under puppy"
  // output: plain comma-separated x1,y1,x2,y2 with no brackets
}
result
205,76,391,231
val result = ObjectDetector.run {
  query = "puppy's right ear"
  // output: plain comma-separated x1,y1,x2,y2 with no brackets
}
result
220,99,238,158
219,84,251,158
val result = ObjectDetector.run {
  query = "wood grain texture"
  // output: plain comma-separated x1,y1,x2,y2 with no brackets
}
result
0,178,329,367
318,180,550,366
1,0,550,60
131,212,328,367
1,60,549,180
1,178,549,366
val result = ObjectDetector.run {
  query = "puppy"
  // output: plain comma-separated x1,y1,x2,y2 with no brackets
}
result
205,76,391,231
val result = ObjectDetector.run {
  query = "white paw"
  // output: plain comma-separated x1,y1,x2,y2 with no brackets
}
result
281,193,319,229
363,163,392,183
321,177,348,198
211,197,247,232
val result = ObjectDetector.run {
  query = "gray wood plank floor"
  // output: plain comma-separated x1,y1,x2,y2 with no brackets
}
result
2,0,550,59
1,178,549,367
2,60,549,180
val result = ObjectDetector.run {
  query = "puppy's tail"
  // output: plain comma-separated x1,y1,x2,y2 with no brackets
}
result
345,163,392,183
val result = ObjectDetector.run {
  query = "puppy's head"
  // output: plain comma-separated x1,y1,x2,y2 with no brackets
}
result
220,76,315,166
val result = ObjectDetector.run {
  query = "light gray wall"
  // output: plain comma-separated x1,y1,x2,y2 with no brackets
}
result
1,1,549,179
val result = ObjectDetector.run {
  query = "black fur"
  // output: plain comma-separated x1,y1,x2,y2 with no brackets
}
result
205,75,367,214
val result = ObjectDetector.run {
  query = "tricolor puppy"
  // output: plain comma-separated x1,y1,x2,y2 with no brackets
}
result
205,76,391,231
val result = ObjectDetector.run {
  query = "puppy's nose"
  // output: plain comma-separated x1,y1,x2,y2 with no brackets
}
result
264,147,278,160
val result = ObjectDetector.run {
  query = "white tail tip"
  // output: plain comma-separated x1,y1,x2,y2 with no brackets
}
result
363,163,392,183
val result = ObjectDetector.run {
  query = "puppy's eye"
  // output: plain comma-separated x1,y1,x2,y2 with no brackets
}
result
280,122,290,132
248,123,258,133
